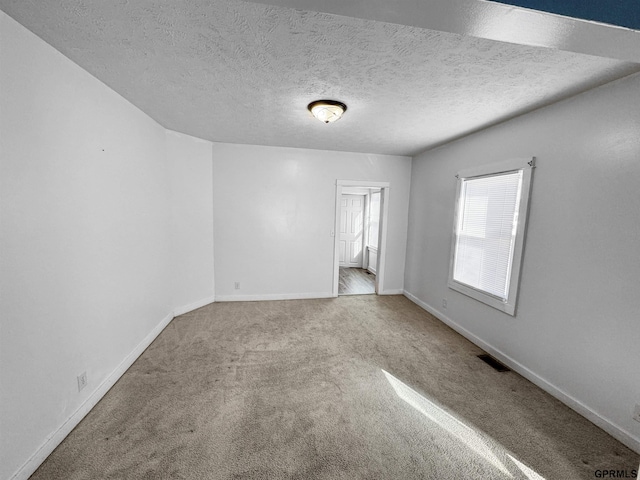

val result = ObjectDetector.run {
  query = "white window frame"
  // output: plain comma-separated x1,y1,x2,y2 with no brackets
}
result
448,157,535,316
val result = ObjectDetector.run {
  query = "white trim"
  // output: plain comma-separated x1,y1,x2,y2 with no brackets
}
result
173,295,215,316
332,184,343,297
211,157,216,307
448,157,535,316
456,157,535,179
215,292,334,302
380,289,404,295
376,187,390,294
362,192,370,270
403,290,640,454
10,311,175,480
367,246,378,274
333,180,391,297
336,179,390,188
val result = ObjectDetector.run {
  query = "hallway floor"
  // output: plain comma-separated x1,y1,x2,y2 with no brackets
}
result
338,267,375,295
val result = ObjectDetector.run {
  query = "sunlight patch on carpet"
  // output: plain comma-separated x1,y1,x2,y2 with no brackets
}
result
382,369,545,480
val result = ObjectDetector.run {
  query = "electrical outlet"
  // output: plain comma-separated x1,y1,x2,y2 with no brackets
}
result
234,282,240,290
633,404,640,423
442,298,447,309
77,372,87,392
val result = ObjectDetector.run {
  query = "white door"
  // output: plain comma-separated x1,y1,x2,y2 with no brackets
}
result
339,194,365,267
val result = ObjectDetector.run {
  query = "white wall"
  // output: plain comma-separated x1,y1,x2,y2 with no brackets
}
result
212,143,411,300
0,14,216,480
404,71,640,452
167,130,215,314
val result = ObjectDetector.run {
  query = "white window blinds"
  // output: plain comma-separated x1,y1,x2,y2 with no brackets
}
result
452,171,523,301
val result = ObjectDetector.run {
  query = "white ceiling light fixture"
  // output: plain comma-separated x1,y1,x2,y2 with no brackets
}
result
308,100,348,124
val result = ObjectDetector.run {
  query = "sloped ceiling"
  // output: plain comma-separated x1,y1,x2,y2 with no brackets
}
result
1,0,639,156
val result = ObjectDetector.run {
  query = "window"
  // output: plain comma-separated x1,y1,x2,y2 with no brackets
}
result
369,191,381,249
448,158,535,316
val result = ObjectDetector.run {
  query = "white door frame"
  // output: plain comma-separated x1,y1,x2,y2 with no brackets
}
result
333,180,390,296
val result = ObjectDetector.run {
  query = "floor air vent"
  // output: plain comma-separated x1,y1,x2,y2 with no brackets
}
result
477,354,510,372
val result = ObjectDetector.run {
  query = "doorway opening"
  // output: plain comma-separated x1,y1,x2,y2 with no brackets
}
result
333,180,390,297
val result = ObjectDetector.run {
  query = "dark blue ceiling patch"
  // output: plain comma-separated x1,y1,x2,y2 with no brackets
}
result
488,0,640,31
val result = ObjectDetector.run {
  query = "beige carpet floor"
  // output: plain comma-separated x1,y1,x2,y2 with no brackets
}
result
31,295,639,479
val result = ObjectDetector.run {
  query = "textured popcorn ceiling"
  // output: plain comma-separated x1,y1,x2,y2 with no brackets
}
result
1,0,639,155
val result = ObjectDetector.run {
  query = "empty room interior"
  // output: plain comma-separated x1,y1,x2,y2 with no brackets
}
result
2,1,640,479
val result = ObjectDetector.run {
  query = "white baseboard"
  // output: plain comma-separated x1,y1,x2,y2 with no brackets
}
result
10,311,174,480
403,290,640,454
215,292,334,302
214,291,406,301
173,295,215,316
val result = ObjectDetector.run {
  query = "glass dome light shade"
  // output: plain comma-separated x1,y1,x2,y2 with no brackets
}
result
308,100,347,123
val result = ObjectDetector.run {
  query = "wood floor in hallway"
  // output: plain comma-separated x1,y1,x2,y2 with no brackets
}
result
338,267,375,295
